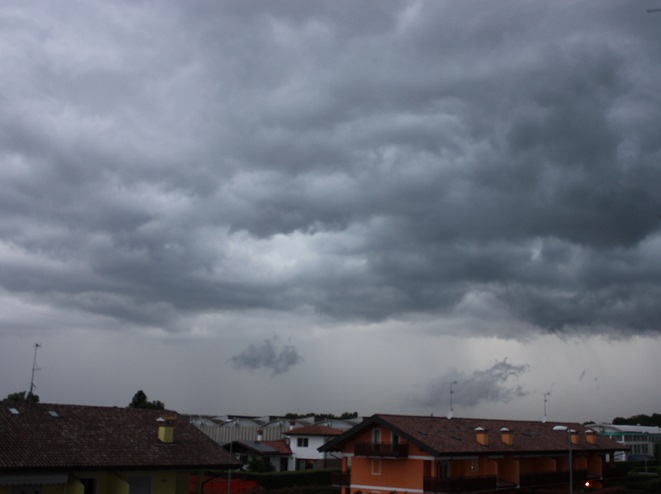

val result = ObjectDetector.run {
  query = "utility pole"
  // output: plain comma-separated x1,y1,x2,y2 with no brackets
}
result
29,343,41,396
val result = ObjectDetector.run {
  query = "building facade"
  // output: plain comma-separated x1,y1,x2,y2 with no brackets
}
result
588,423,661,462
320,414,628,494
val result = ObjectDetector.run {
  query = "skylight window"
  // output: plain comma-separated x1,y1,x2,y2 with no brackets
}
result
48,410,59,418
9,408,20,415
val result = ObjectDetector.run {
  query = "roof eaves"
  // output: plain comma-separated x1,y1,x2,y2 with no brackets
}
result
318,414,438,456
318,415,380,452
370,415,440,456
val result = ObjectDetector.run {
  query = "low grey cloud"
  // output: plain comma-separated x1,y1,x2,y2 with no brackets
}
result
0,0,660,341
230,338,303,376
2,0,661,420
416,358,530,410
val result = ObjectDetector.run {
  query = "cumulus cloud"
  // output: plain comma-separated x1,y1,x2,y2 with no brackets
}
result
416,358,530,410
230,337,303,376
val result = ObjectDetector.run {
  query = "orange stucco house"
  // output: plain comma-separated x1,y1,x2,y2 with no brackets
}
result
319,414,628,494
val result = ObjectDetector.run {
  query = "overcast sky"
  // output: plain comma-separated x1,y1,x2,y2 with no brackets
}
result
1,0,661,424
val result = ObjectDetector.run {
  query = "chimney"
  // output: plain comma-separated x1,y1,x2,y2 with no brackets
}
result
500,427,513,445
257,429,264,442
157,416,176,443
585,430,596,444
475,427,488,446
571,430,579,445
289,421,296,430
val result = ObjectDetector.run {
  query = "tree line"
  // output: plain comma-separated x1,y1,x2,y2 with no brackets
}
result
612,413,661,427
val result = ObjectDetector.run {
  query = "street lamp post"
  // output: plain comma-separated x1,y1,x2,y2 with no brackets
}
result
226,420,238,494
553,425,574,494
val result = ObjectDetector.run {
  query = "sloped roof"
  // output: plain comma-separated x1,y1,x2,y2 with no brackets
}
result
232,439,292,456
0,402,240,471
320,414,629,456
262,439,293,455
284,425,343,437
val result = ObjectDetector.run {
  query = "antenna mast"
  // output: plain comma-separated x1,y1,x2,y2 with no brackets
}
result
448,381,457,419
542,392,550,423
29,343,41,396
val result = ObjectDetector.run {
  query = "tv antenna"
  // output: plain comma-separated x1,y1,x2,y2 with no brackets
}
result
29,343,41,396
447,381,457,419
542,392,550,423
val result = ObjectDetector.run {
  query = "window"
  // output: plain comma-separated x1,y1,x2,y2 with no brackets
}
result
297,437,309,447
81,479,97,494
372,428,381,444
371,459,381,475
127,477,151,494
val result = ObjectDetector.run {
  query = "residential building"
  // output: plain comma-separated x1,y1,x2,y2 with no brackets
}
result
587,423,661,462
0,401,239,494
192,415,353,471
284,425,344,470
319,414,628,494
226,437,292,472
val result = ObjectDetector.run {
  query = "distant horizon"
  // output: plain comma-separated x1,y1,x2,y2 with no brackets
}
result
5,392,653,428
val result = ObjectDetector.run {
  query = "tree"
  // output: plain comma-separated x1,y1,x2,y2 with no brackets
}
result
612,413,661,427
5,391,39,403
128,390,164,410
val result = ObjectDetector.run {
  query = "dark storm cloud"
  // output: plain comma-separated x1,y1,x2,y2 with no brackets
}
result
416,358,530,409
0,1,660,337
230,337,303,376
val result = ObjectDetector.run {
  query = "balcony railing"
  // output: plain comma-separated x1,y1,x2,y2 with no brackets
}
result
354,442,409,458
424,475,497,493
330,472,351,487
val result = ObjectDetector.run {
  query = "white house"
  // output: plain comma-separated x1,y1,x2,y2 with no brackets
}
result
284,424,344,470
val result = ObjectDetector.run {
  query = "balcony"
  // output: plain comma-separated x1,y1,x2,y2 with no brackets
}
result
330,472,351,487
354,442,409,458
424,475,497,493
519,470,587,487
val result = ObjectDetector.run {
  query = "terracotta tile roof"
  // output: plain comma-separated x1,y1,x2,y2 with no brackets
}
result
284,424,344,437
321,414,628,456
234,439,292,456
262,439,293,455
0,401,240,471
